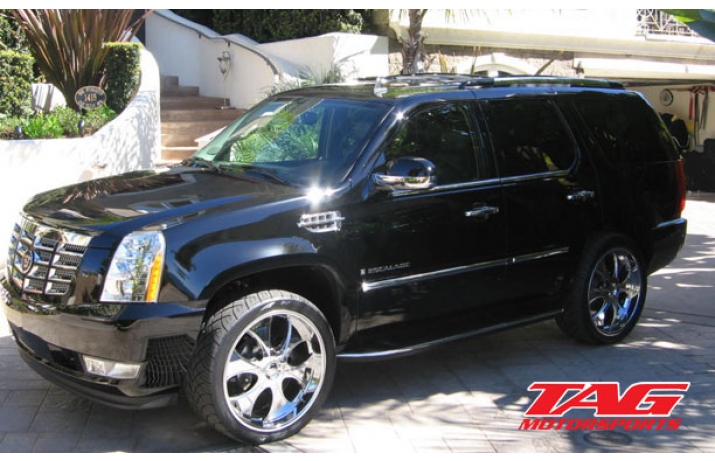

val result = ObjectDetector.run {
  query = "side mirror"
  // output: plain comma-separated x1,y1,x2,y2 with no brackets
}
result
372,156,437,191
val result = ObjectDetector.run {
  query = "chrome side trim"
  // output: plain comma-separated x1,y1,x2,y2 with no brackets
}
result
500,170,570,185
337,310,561,360
360,247,570,293
511,247,569,264
654,217,687,230
391,178,501,197
361,258,508,292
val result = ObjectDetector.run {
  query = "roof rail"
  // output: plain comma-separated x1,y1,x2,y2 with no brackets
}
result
457,76,624,90
366,74,625,97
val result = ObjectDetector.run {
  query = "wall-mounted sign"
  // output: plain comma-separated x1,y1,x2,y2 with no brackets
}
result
74,86,106,110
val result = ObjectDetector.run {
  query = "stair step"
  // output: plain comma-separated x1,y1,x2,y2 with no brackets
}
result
161,96,227,110
162,133,202,147
161,147,197,161
161,120,229,137
161,85,200,97
160,75,179,87
161,108,243,122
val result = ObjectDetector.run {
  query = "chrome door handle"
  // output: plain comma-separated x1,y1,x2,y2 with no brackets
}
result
465,206,500,219
566,190,595,203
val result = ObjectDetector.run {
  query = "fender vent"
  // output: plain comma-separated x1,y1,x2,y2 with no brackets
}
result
297,211,345,233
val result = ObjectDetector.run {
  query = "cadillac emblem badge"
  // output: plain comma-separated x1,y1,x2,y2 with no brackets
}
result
19,249,33,274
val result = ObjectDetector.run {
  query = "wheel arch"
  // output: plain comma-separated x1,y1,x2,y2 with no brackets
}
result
199,258,353,347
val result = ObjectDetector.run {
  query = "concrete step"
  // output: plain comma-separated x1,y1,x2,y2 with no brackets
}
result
160,75,179,87
160,96,227,110
161,108,243,122
161,120,229,137
161,147,197,162
161,133,205,148
161,85,200,97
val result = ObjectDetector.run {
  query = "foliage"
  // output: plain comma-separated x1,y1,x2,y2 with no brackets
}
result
11,9,151,111
173,9,367,43
21,112,63,138
51,106,82,136
0,105,117,140
0,50,33,117
104,42,141,113
82,105,117,134
0,114,22,138
662,9,715,42
264,63,347,98
0,9,26,51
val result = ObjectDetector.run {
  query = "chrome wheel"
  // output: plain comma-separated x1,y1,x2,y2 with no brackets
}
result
222,309,327,433
587,248,642,337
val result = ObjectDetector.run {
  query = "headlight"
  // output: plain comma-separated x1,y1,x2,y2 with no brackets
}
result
100,231,165,303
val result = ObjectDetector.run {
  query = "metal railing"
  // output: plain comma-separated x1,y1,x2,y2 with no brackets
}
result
636,9,699,37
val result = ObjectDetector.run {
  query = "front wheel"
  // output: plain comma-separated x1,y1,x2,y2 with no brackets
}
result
185,290,336,445
557,234,647,344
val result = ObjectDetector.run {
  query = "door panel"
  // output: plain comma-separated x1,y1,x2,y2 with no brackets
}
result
349,102,509,340
482,98,601,307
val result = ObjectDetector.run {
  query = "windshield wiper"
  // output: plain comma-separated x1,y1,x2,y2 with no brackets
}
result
181,158,221,173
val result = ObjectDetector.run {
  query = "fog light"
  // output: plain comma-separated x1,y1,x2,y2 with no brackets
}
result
82,355,141,380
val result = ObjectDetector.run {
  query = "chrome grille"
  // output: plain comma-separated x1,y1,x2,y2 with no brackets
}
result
6,216,91,297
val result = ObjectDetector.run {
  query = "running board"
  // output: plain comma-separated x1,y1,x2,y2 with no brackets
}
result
337,310,561,362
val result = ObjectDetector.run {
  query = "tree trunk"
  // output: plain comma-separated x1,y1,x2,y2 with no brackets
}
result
402,9,428,75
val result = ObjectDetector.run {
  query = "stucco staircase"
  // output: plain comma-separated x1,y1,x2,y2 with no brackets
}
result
160,75,244,164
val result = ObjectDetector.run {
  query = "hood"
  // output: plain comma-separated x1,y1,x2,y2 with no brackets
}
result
22,167,303,239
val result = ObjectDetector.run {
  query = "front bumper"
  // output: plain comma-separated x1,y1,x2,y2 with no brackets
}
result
1,277,204,409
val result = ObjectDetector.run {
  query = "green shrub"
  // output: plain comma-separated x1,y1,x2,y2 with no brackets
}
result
0,50,33,117
104,42,141,113
0,114,23,139
21,113,63,139
0,9,26,51
51,106,82,137
83,105,117,134
174,10,366,43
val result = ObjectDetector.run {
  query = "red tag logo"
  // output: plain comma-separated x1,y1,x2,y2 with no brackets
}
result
519,382,689,432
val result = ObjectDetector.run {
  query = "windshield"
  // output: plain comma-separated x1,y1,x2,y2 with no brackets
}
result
192,96,391,188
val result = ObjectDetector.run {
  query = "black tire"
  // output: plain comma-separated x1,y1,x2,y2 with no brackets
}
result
556,234,647,344
185,289,336,445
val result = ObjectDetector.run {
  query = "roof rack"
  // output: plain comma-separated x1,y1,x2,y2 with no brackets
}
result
367,74,624,97
457,76,625,90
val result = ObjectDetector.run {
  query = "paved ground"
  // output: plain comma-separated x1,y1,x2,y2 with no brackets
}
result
1,193,715,453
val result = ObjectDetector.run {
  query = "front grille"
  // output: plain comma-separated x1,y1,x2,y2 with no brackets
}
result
144,335,195,388
6,216,91,297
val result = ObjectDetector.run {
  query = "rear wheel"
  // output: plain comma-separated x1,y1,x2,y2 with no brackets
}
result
186,290,335,445
557,234,647,344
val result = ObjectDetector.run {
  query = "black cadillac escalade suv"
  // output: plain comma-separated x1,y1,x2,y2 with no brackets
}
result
1,76,687,444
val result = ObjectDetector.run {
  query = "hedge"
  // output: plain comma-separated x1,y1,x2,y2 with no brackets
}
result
173,10,366,43
0,50,33,117
103,42,141,113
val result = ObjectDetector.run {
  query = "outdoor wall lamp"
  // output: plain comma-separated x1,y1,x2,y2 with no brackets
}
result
217,51,233,109
218,51,231,76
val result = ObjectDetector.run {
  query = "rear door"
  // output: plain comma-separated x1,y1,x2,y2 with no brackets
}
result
480,97,601,311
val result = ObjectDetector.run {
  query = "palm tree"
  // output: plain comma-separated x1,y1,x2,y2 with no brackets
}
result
400,9,428,75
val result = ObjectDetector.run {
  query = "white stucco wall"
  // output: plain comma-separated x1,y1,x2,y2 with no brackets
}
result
145,10,388,108
0,48,161,261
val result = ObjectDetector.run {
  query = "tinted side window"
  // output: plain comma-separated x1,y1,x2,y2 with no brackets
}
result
484,99,576,177
573,94,676,163
386,104,486,185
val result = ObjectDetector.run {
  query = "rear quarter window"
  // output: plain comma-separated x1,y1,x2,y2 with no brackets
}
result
572,94,678,163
